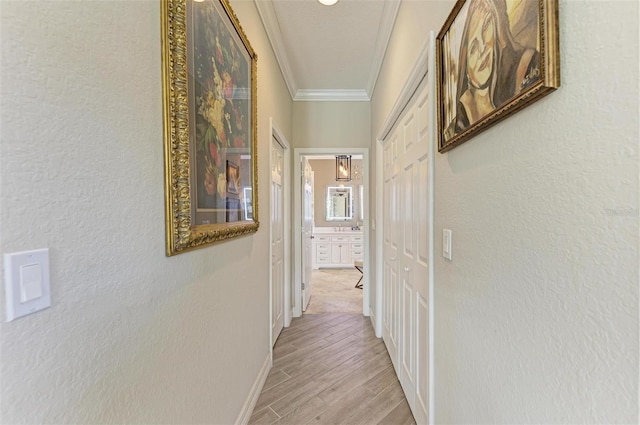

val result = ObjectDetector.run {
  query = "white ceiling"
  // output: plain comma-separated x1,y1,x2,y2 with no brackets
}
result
254,0,401,101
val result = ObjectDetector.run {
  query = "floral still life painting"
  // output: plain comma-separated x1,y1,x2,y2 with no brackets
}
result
162,0,257,255
192,1,249,210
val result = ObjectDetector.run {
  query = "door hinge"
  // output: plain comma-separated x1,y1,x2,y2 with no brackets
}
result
302,282,306,290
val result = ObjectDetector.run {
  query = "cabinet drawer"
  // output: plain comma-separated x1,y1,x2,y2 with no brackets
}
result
350,235,363,243
352,251,363,259
315,235,331,242
331,235,349,242
317,249,329,256
316,243,329,250
351,243,363,250
316,256,330,263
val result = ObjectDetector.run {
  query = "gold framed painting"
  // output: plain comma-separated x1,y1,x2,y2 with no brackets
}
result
436,0,560,153
161,0,258,256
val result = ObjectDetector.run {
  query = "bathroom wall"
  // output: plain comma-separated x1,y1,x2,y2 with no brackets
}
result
309,159,364,229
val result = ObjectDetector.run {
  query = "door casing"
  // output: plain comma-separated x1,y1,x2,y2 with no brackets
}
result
292,148,370,318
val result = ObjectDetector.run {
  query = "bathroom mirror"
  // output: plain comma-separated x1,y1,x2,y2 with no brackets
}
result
326,186,352,221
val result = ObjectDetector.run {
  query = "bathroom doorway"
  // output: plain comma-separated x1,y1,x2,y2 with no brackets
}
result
292,148,370,318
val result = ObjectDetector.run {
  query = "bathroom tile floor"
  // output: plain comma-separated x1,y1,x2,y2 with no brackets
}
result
304,269,363,314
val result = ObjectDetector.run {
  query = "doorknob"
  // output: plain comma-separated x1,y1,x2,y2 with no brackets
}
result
404,266,410,272
310,235,315,239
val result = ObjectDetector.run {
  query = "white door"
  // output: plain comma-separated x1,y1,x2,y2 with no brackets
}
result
411,80,431,425
382,76,431,424
382,130,400,370
271,137,285,345
301,159,314,311
397,79,431,415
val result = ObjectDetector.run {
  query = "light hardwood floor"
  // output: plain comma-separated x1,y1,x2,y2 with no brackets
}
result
248,313,415,425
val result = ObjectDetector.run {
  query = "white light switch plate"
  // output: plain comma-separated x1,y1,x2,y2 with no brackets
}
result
4,248,51,321
443,229,452,260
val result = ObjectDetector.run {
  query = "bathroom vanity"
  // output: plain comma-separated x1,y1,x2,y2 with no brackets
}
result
312,228,363,269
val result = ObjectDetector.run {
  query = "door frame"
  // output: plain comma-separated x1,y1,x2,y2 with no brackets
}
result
269,118,292,355
292,147,370,318
301,158,314,311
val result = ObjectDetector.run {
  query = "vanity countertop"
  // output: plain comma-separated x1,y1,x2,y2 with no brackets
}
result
313,227,362,234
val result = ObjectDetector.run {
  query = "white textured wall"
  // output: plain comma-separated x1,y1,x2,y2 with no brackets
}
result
0,1,291,423
373,0,639,423
292,101,371,148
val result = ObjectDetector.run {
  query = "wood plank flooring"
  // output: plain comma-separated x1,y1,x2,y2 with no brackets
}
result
249,313,415,425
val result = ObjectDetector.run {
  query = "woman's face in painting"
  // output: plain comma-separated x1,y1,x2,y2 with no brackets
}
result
466,8,496,90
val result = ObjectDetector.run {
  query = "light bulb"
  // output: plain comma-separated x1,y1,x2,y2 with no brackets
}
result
318,0,339,5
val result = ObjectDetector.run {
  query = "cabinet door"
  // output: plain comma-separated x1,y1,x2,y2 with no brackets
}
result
331,243,342,264
340,243,351,265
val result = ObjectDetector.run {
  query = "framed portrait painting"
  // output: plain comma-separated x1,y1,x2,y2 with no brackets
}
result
436,0,560,153
161,0,258,256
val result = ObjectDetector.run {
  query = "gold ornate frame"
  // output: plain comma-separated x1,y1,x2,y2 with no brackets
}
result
161,0,258,256
436,0,560,153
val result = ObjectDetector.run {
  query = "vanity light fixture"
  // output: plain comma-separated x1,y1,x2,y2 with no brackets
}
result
318,0,339,5
336,155,352,182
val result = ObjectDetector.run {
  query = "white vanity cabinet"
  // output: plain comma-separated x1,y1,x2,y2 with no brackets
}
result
312,231,363,269
313,235,331,267
350,234,364,261
330,235,351,265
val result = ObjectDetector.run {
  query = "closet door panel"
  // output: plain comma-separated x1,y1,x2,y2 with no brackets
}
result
381,75,432,424
416,294,429,419
410,78,431,425
382,131,400,368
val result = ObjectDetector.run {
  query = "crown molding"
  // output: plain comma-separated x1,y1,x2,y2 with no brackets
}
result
294,89,370,102
367,0,401,98
255,0,399,102
254,0,298,99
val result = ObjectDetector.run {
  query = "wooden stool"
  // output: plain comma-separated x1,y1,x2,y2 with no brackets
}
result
354,260,363,289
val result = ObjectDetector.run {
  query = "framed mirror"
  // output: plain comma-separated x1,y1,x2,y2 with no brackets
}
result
326,186,352,221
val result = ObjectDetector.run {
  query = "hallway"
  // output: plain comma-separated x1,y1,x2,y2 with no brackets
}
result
249,313,415,425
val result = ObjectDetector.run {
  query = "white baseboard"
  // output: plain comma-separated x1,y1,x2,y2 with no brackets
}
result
235,353,272,425
369,307,381,338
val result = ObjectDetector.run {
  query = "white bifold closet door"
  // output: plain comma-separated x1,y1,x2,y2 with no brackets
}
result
271,137,285,345
382,75,430,424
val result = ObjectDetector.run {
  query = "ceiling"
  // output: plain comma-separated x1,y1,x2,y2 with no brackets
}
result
254,0,401,101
